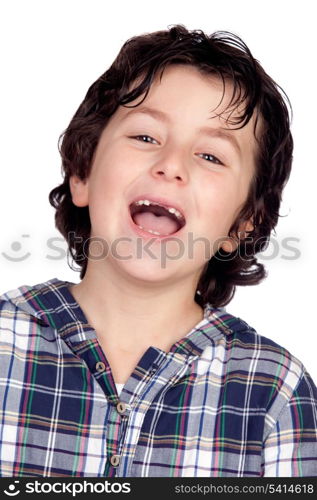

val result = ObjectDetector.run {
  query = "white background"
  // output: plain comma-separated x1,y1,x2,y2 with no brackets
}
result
0,0,316,382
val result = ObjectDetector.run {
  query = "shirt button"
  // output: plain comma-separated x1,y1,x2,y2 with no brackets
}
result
95,361,106,373
116,402,127,414
110,454,120,467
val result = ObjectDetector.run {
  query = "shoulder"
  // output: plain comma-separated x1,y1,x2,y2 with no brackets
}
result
0,277,70,336
211,306,305,379
206,306,315,413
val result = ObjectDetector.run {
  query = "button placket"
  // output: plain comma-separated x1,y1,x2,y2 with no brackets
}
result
115,353,191,476
106,403,129,475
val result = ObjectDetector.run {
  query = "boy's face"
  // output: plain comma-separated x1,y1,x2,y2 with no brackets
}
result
70,64,257,287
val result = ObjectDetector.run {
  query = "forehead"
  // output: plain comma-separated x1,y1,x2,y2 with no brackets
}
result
116,65,259,137
133,65,244,111
109,65,260,156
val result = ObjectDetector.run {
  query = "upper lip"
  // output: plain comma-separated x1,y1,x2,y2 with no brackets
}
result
128,194,187,222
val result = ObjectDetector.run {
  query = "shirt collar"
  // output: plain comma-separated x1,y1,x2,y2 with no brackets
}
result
4,277,250,357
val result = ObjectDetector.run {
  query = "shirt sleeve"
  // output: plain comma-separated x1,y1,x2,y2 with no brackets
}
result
262,369,317,476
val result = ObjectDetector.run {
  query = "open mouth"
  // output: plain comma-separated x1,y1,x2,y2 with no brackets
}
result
129,199,186,237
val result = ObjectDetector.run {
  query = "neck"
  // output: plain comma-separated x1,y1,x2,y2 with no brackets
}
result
69,261,204,352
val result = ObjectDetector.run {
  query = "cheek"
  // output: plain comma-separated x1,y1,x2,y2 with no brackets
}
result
89,153,132,200
198,178,241,227
87,151,139,234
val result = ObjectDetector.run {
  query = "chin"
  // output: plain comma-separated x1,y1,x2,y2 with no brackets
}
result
115,258,182,284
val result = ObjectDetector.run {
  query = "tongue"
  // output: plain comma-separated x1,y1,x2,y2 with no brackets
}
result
134,212,178,235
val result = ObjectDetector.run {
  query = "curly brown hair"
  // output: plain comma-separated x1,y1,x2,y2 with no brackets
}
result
49,24,293,308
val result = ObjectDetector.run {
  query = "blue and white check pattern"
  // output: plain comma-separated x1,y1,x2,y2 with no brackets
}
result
0,278,316,477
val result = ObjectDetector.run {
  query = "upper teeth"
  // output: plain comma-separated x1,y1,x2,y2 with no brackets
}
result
135,199,184,220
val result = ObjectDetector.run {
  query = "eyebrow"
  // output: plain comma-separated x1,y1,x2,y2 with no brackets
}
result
122,106,171,123
121,106,242,155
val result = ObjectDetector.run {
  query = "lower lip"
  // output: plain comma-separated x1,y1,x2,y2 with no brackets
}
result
128,211,185,241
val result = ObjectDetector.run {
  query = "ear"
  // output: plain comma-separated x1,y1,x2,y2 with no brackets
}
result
221,219,254,253
69,175,89,207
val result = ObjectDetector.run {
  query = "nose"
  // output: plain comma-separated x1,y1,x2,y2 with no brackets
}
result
150,147,189,184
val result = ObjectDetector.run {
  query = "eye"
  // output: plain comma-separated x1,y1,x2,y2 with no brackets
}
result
130,135,159,145
196,153,224,165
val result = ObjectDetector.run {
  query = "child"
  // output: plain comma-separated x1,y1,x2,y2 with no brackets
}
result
0,25,316,477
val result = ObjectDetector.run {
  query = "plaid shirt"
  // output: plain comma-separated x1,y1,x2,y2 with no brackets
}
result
0,278,316,477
